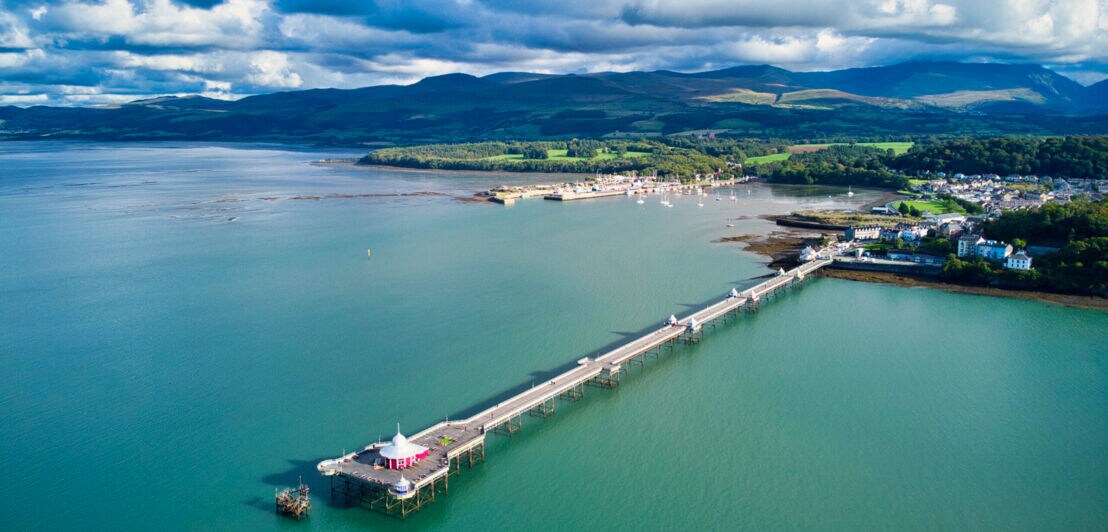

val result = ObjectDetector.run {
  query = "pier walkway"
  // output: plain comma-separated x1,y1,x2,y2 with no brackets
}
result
318,258,831,518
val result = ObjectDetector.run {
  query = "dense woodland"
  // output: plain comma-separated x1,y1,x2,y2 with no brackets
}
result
752,145,910,189
891,137,1108,178
360,140,734,179
943,199,1108,294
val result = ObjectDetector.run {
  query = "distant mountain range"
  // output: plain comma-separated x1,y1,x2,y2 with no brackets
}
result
2,61,1106,144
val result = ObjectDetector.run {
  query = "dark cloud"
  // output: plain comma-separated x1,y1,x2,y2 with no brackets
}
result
274,0,467,33
0,0,1105,106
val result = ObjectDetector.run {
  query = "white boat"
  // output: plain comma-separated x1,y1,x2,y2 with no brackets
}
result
847,186,855,197
636,197,644,204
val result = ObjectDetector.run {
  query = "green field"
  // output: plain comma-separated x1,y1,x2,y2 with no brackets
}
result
486,149,650,162
856,142,914,154
744,152,792,164
896,199,966,215
745,141,914,164
789,141,915,154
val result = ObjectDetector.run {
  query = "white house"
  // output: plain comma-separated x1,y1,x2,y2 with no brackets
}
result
879,223,925,242
799,246,819,262
1006,251,1033,270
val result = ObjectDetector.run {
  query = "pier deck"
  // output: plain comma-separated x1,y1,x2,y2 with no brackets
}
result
318,258,831,516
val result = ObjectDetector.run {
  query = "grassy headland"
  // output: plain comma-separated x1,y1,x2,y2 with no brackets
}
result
359,139,740,180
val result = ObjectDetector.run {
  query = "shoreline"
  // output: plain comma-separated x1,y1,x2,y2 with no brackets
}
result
721,232,1108,311
817,268,1108,310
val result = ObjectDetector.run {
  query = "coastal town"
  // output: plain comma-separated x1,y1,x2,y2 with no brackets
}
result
909,172,1105,214
828,171,1105,279
482,172,752,205
816,214,1036,275
472,162,1105,298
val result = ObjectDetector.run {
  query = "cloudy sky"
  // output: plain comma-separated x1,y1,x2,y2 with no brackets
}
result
0,0,1106,106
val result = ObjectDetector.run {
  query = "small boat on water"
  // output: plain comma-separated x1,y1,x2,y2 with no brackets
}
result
847,186,855,197
636,197,644,204
367,248,372,259
726,223,735,227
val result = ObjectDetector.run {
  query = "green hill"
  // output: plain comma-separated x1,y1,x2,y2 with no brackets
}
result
2,61,1106,145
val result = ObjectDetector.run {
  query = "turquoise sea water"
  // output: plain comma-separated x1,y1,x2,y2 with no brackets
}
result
0,142,1104,530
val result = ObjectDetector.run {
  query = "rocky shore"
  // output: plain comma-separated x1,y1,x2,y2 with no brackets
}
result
818,268,1108,310
717,231,816,270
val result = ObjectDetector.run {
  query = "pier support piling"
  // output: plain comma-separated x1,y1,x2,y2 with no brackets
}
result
493,414,522,436
559,382,584,401
528,398,556,417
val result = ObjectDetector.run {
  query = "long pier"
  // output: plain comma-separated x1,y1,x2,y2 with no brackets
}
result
317,258,832,518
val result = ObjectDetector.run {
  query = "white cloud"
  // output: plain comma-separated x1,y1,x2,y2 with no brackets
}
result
246,50,302,88
0,93,50,104
278,14,417,50
116,52,223,73
1,0,1106,107
863,0,958,26
45,0,268,48
0,10,36,48
0,48,45,68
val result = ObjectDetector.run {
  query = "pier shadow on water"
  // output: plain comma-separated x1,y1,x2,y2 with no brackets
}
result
444,274,785,423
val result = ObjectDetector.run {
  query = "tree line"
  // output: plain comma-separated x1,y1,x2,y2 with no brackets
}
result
752,145,910,189
891,136,1108,178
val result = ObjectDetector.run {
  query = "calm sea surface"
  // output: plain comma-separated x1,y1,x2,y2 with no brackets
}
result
0,142,1104,530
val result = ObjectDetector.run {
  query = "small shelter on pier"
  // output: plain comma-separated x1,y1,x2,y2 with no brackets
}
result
390,475,415,499
380,429,430,470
